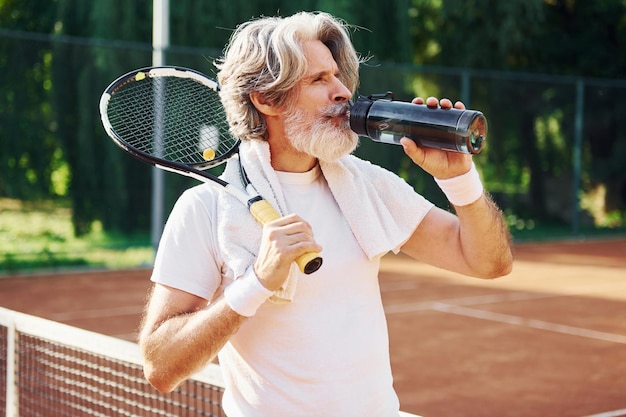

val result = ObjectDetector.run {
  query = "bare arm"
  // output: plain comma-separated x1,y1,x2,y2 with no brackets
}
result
138,284,247,392
399,96,513,278
401,194,512,278
138,214,322,393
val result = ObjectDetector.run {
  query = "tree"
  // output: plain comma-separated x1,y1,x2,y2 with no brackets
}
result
0,0,58,199
539,0,626,219
412,0,626,224
4,0,624,236
51,0,153,235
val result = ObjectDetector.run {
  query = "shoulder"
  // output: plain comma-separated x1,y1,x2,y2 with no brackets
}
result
164,183,223,243
172,184,221,216
180,182,222,201
153,183,225,300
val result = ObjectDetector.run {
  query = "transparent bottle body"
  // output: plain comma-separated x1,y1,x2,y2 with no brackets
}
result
350,98,487,154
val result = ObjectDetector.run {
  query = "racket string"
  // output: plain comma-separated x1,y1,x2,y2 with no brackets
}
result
107,75,237,166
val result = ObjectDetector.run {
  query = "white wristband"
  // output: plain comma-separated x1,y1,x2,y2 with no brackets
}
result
224,267,274,317
434,162,484,206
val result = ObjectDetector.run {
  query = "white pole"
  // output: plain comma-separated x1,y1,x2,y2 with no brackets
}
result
571,78,584,236
151,0,169,254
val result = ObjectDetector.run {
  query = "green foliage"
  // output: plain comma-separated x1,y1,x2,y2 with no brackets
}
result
539,0,626,78
0,198,153,273
408,0,626,222
1,0,625,240
0,0,58,199
431,0,546,70
51,0,154,235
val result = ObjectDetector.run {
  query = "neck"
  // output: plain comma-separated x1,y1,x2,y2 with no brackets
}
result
265,120,317,172
268,140,318,172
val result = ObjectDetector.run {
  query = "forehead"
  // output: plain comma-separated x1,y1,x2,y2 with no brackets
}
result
301,40,337,75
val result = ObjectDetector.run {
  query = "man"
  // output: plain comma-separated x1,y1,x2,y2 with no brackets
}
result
139,11,513,417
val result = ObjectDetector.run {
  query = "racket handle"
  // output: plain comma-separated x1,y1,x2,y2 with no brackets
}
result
248,198,323,275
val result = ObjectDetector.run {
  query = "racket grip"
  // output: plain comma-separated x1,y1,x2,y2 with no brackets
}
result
248,198,281,224
248,198,323,275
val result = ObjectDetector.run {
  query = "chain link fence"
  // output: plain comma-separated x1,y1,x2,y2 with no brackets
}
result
2,30,625,244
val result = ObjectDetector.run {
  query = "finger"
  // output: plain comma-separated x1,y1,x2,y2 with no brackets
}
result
400,136,417,152
400,137,425,166
273,214,315,237
426,97,439,108
412,97,425,105
290,235,323,254
269,213,308,228
454,100,466,110
264,215,322,256
439,98,453,109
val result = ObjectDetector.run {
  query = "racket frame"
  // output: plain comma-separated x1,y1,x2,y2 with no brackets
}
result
99,66,322,274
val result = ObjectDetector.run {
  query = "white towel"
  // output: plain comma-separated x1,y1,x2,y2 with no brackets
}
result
217,139,433,302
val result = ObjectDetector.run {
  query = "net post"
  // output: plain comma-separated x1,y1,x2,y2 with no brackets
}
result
5,313,17,417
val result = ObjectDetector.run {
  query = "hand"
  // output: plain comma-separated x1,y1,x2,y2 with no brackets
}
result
400,96,473,179
253,214,322,291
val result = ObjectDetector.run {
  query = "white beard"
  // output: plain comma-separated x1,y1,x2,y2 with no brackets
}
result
284,103,359,163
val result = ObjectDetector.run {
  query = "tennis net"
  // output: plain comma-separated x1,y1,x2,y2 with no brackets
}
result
1,307,421,417
0,306,225,417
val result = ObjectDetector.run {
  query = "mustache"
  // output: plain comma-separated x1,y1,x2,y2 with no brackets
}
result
321,102,351,118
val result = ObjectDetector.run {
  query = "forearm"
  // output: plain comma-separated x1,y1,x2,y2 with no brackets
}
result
433,161,512,278
453,193,513,278
401,163,513,278
398,98,513,278
140,295,246,392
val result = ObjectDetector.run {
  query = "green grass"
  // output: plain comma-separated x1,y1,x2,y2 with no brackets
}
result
0,198,153,274
1,198,624,275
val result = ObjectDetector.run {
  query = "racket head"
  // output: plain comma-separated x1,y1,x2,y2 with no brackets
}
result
99,66,239,170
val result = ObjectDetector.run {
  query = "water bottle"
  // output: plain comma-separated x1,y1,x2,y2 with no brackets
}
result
349,92,487,154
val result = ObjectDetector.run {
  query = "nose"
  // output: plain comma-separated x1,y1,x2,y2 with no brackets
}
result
332,76,352,103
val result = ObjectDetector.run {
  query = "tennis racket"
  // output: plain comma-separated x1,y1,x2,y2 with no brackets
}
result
98,66,323,274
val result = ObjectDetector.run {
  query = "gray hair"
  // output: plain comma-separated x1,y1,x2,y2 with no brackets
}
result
215,11,361,142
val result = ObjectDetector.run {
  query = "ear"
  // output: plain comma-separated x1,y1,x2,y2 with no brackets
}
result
250,92,281,116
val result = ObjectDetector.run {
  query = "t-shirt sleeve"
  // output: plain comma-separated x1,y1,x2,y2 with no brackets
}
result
390,191,434,255
151,185,223,301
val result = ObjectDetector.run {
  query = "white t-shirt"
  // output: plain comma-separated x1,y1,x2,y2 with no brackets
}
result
152,165,427,417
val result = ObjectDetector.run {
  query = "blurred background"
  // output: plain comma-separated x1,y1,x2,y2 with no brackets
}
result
1,0,625,273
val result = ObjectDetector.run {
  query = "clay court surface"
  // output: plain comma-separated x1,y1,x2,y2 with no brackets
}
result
1,238,625,417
